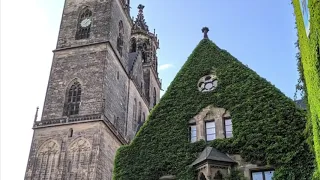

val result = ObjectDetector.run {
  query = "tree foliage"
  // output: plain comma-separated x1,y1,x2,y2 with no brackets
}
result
292,0,320,178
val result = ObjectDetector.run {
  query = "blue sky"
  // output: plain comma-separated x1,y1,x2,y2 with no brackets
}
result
129,0,299,98
38,0,299,98
1,0,299,179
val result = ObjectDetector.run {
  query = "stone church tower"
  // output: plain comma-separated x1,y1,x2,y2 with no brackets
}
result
24,0,161,179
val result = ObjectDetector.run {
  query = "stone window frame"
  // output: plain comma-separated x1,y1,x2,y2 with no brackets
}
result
75,6,93,40
63,79,82,116
188,106,233,143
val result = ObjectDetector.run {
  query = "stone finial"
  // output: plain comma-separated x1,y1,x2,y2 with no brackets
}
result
138,4,145,13
34,106,39,122
202,27,209,39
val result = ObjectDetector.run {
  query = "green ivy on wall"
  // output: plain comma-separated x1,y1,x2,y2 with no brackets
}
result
292,0,320,178
113,39,314,180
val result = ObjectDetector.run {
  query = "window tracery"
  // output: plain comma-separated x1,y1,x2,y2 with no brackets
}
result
198,75,218,92
64,80,82,116
32,140,60,179
188,106,233,143
65,138,92,179
75,7,92,40
117,21,124,56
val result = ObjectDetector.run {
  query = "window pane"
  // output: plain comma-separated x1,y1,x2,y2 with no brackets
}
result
190,125,197,143
225,119,232,125
191,136,197,143
225,125,232,132
226,132,233,138
264,171,274,180
207,134,216,141
191,126,196,131
252,172,263,180
206,128,215,134
206,122,215,128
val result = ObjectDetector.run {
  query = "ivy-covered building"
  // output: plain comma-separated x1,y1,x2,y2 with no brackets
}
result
113,28,314,180
292,0,320,178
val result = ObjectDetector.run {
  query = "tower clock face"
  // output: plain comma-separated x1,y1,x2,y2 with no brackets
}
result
80,18,92,28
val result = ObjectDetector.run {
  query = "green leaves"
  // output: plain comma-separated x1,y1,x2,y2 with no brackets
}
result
292,0,320,177
113,39,314,179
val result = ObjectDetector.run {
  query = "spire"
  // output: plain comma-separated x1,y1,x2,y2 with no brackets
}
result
133,4,149,31
202,27,209,39
34,106,39,122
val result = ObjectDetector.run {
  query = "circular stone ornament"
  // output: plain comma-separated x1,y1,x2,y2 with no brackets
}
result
198,75,218,92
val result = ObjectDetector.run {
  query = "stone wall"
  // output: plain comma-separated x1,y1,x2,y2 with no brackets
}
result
56,0,111,49
25,121,122,180
41,44,107,120
144,67,161,109
103,45,130,136
108,0,132,70
126,80,149,140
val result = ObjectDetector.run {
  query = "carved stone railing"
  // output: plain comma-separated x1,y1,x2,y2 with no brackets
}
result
33,113,128,145
33,114,102,127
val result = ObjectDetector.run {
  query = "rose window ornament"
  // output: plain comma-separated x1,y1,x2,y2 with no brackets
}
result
197,75,218,92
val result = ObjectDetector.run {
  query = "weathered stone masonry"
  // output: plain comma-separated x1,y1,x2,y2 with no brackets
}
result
25,0,161,179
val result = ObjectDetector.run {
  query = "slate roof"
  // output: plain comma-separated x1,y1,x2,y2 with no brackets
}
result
294,99,307,110
190,146,236,167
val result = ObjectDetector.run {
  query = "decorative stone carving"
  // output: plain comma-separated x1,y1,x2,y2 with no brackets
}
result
198,75,218,92
65,137,92,180
28,139,60,180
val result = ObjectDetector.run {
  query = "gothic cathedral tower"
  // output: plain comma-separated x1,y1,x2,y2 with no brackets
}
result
24,0,161,179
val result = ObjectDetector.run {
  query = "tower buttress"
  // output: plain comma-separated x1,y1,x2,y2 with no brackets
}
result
130,4,161,109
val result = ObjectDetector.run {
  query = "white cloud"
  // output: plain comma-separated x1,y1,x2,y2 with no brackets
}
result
159,64,174,71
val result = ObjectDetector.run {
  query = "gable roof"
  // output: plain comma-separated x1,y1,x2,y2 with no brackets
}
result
190,147,236,167
294,99,307,110
113,31,313,180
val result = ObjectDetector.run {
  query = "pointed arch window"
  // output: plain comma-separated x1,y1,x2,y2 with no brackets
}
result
142,112,145,122
64,81,82,116
138,102,142,122
130,38,137,53
117,21,124,56
75,7,92,40
133,98,137,129
153,87,157,107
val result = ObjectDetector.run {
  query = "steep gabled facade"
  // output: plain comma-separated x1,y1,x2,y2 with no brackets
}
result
113,29,314,180
24,1,160,179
